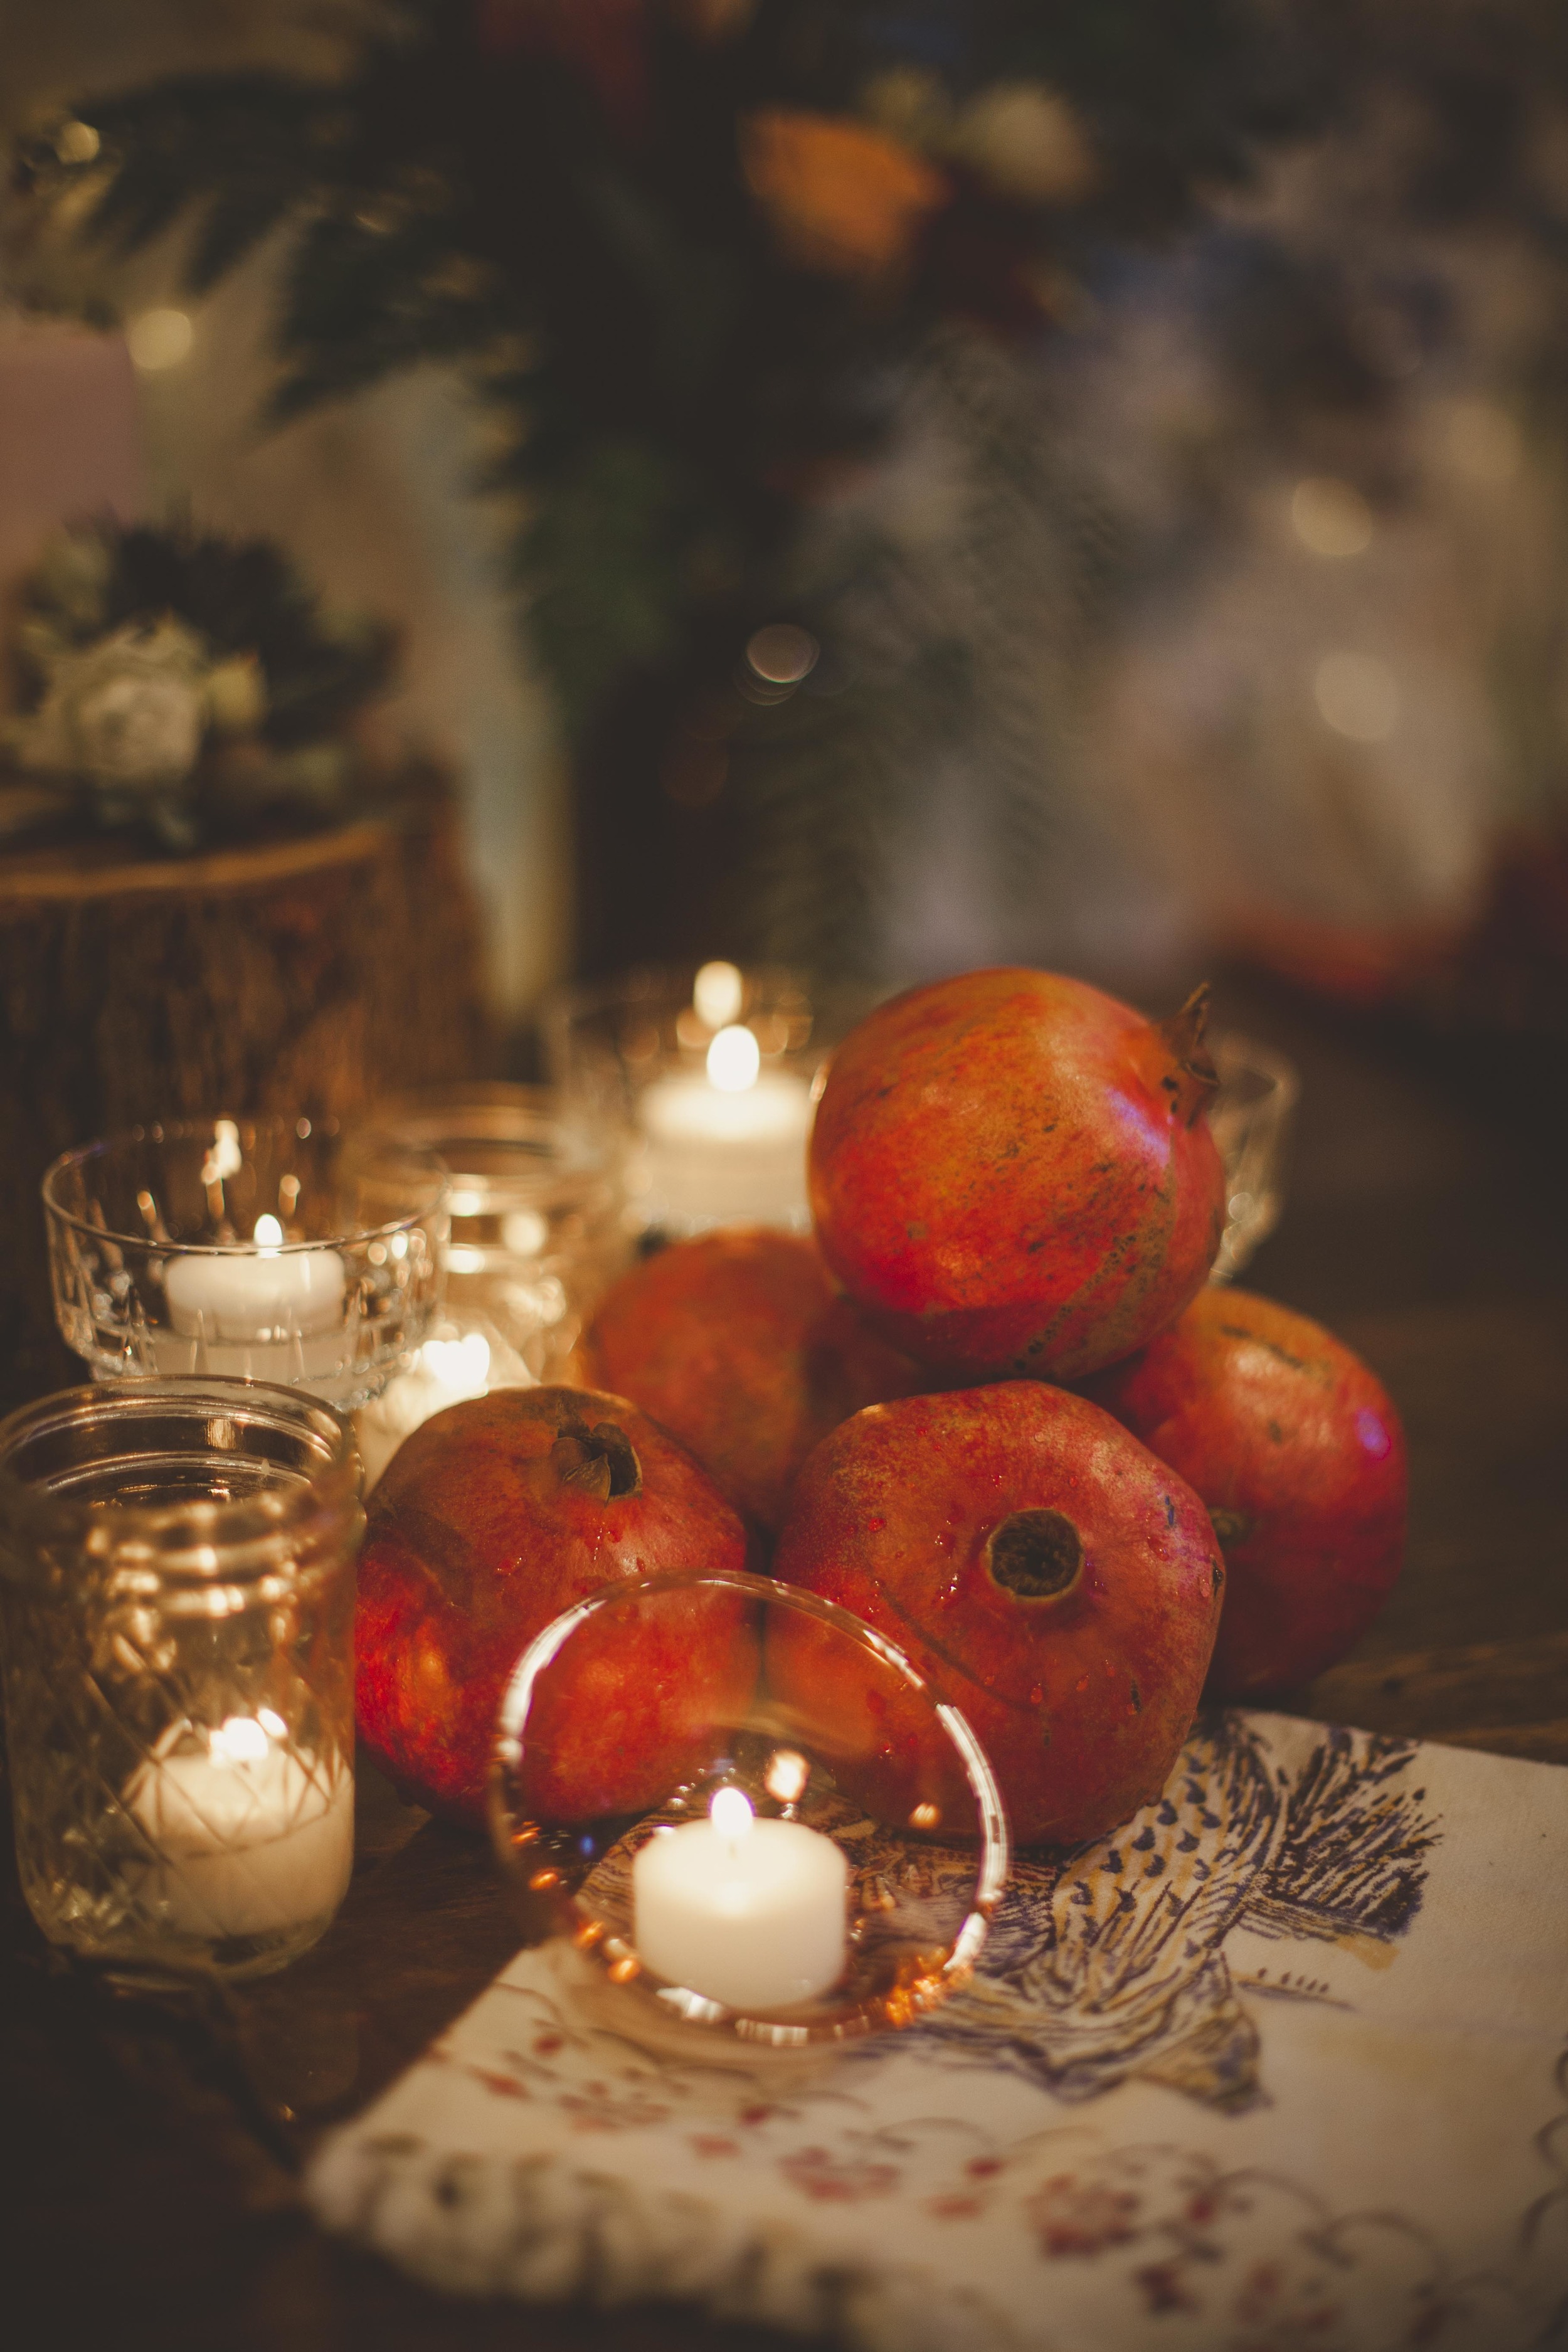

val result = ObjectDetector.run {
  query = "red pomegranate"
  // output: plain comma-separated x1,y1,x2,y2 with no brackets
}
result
1084,1288,1407,1699
355,1387,756,1823
808,967,1226,1382
584,1226,925,1532
770,1382,1224,1846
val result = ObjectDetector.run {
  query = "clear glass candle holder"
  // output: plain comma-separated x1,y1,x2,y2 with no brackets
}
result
0,1378,361,1984
490,1571,1010,2048
1207,1034,1300,1283
542,963,825,1238
43,1117,448,1411
373,1083,627,1380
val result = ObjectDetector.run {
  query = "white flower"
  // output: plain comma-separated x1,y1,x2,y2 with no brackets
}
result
949,83,1096,206
14,618,208,794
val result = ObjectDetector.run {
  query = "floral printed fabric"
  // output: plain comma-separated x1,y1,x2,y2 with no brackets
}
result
308,1713,1568,2350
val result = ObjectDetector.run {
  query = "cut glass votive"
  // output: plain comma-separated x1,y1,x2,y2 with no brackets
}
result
0,1377,361,1983
43,1116,448,1410
490,1570,1010,2047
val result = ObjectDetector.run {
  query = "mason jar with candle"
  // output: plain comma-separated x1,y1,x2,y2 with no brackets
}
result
0,1378,361,1983
542,963,832,1238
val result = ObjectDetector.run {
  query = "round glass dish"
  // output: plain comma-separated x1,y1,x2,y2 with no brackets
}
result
42,1117,448,1410
490,1570,1010,2047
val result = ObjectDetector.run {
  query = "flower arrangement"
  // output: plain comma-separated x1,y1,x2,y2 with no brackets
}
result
11,1,1276,743
16,2,1568,988
4,519,394,851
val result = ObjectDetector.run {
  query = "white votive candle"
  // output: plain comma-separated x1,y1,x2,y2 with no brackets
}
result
638,1029,813,1230
355,1328,497,1493
633,1788,848,2010
165,1215,346,1340
125,1714,354,1941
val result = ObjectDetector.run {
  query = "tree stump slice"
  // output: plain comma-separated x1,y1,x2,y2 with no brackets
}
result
0,790,492,1411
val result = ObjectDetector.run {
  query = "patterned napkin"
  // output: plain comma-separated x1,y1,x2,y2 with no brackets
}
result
308,1712,1568,2351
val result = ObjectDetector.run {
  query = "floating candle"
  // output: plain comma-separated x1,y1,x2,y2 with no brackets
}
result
632,1788,848,2010
125,1713,354,1942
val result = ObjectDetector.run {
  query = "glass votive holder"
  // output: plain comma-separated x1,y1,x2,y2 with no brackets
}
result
43,1117,448,1411
371,1083,628,1381
490,1571,1010,2048
0,1377,361,1984
541,963,823,1238
1207,1033,1300,1283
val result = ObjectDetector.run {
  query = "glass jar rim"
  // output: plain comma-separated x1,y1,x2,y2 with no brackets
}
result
374,1083,617,1184
0,1377,360,1584
41,1116,448,1254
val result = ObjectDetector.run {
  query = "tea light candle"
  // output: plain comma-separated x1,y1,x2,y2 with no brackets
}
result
638,1027,813,1231
165,1215,346,1340
633,1788,848,2010
125,1714,354,1942
356,1328,498,1493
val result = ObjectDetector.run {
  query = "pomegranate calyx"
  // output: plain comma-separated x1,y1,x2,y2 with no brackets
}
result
551,1419,642,1502
986,1508,1084,1599
1157,983,1221,1128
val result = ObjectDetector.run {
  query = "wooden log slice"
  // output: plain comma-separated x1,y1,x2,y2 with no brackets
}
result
0,787,492,1411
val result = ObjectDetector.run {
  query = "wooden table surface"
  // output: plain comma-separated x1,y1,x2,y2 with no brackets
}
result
5,972,1566,2351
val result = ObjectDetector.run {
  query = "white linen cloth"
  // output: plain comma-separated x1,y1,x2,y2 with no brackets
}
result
308,1712,1568,2350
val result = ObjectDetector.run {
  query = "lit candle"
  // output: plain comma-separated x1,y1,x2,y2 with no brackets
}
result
356,1329,498,1492
164,1214,346,1342
124,1713,354,1942
632,1788,848,2010
638,1026,813,1231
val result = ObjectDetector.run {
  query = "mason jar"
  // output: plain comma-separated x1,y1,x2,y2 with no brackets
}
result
0,1377,362,1983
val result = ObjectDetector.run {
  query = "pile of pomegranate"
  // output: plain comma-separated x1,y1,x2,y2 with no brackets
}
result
356,969,1406,1849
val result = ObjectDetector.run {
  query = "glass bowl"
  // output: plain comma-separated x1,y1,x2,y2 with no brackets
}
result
42,1118,448,1410
541,963,825,1237
1207,1032,1300,1283
490,1570,1010,2048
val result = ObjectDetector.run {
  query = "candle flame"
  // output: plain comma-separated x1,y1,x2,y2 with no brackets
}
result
211,1715,270,1765
693,959,744,1029
710,1786,753,1843
253,1213,285,1249
707,1024,760,1093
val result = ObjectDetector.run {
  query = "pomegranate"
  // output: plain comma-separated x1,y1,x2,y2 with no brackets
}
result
808,967,1226,1382
1084,1288,1407,1699
355,1386,756,1823
583,1226,925,1532
770,1382,1224,1846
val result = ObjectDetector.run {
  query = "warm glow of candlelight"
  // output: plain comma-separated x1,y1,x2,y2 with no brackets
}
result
253,1214,285,1249
707,1025,761,1093
710,1786,754,1843
694,959,744,1029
